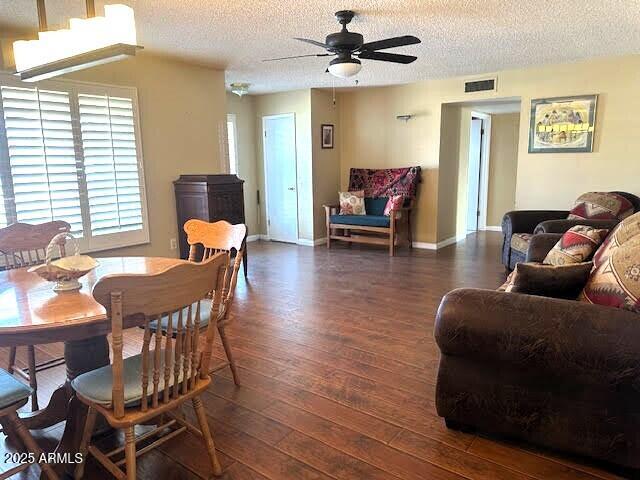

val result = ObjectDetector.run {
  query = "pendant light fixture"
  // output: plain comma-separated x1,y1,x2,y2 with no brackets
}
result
13,0,142,82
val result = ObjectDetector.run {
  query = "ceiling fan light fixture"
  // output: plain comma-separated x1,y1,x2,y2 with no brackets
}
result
328,57,361,78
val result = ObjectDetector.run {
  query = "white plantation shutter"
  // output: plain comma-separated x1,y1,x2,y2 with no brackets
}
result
79,94,143,236
0,178,7,228
0,86,83,234
0,76,148,252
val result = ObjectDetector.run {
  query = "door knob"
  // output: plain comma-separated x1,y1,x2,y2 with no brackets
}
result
287,186,296,191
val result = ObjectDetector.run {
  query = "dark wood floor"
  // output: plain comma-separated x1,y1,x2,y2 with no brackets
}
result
0,233,627,479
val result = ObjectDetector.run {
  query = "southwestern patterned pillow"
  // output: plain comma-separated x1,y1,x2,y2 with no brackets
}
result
593,211,640,269
383,195,404,216
543,225,609,266
568,192,634,221
339,190,366,215
579,237,640,313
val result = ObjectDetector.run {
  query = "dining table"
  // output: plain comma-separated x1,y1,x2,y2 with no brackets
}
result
0,256,190,478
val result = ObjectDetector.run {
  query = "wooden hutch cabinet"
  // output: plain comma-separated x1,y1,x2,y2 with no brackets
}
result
173,174,247,276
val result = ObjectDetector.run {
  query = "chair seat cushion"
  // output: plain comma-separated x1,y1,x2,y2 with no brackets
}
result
329,214,390,228
510,233,533,254
148,299,220,334
71,350,183,406
0,369,32,409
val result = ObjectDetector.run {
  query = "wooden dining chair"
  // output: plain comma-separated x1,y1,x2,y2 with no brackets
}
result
0,368,59,479
151,219,246,385
72,254,228,480
0,221,70,411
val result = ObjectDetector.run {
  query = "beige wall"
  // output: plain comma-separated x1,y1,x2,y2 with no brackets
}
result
226,93,260,237
337,55,640,244
337,83,440,244
254,89,313,240
487,113,519,226
63,54,227,258
437,105,462,241
310,89,340,240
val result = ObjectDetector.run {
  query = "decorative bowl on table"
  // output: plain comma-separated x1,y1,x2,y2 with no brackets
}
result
28,232,99,292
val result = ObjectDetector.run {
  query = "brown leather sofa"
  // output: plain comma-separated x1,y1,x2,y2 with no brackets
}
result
435,237,640,471
501,191,640,270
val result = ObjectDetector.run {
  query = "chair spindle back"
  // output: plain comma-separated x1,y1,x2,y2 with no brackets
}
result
183,219,246,310
0,221,70,270
92,254,228,418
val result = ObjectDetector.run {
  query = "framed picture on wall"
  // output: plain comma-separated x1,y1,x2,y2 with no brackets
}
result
528,94,598,153
321,124,334,149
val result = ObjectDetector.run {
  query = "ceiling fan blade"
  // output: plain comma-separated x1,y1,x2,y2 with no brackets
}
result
293,37,328,49
263,53,331,62
360,35,421,51
357,51,417,64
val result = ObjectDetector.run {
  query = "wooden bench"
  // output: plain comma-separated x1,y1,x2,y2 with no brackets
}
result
323,198,414,256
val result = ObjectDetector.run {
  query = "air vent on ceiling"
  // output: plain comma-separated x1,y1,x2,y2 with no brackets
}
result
464,77,497,93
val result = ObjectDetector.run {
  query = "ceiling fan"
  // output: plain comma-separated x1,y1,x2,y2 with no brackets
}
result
264,10,421,78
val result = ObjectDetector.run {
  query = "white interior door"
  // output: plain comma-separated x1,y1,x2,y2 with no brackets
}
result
263,114,298,243
466,118,483,232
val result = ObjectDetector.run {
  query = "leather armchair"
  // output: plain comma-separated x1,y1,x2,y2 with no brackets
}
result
501,191,640,271
501,210,568,269
435,288,640,470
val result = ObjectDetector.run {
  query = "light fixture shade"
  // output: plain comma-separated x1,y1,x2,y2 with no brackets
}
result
230,83,250,97
13,4,139,80
328,58,362,78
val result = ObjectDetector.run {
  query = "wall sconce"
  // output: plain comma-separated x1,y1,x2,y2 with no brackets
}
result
396,114,413,122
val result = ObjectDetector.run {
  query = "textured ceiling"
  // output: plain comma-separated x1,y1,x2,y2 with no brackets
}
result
2,0,640,94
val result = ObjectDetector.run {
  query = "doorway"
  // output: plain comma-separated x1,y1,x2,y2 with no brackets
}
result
262,113,298,243
467,112,491,234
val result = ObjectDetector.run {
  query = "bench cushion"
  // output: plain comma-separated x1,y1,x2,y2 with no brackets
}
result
364,197,388,216
330,214,390,228
0,369,32,409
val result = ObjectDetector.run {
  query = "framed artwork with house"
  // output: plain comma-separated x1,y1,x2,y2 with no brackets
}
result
321,124,334,149
528,94,598,153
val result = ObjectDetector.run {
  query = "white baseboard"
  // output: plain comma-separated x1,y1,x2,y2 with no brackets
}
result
246,234,261,242
412,233,467,250
482,225,502,232
297,237,327,247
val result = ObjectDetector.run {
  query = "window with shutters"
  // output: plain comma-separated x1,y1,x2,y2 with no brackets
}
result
0,75,149,252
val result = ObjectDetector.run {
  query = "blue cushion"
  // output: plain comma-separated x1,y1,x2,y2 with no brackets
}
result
330,214,390,228
0,368,32,409
148,299,220,335
71,350,184,406
364,197,388,216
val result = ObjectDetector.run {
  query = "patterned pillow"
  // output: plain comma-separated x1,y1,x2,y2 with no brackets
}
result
339,190,366,215
543,225,609,266
579,237,640,313
593,211,640,269
568,192,634,221
383,195,404,216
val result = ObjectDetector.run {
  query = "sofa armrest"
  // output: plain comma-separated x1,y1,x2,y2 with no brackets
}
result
435,288,640,387
534,218,619,234
501,210,570,237
525,233,562,262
